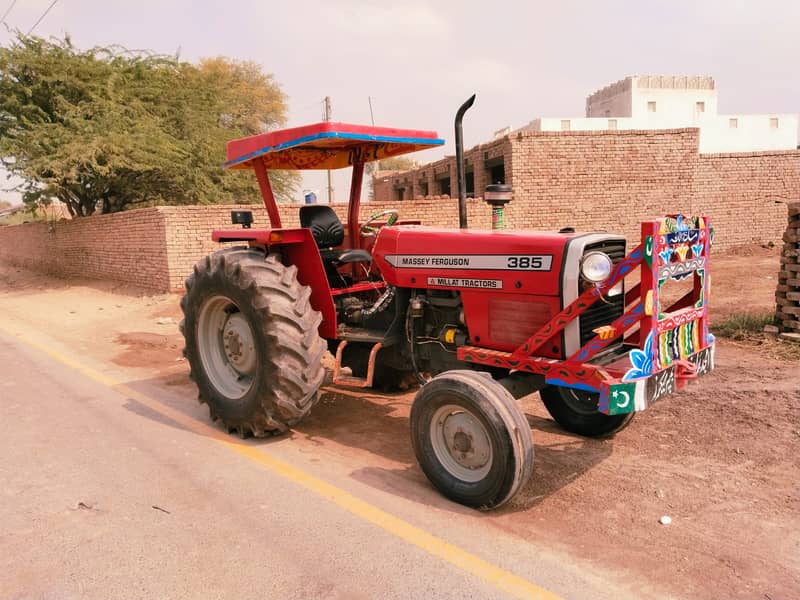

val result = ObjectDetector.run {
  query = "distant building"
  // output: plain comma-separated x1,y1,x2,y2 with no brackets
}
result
521,75,797,153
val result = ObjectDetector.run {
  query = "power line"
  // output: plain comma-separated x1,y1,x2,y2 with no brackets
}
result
28,0,58,34
1,0,19,25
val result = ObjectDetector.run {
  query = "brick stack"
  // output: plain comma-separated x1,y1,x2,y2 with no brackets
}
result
776,202,800,341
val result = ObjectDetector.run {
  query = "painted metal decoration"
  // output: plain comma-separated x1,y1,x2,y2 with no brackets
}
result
458,214,716,415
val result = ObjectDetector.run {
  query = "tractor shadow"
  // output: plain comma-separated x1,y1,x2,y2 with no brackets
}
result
120,370,615,514
300,387,615,513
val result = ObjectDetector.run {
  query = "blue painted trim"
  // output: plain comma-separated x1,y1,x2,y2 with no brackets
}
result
224,131,444,169
543,378,601,393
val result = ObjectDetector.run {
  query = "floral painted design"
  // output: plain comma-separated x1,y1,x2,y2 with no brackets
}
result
623,331,655,381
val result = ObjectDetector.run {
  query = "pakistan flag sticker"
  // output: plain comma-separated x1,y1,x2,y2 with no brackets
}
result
609,382,637,414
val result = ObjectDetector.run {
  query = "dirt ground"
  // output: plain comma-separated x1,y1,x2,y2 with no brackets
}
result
0,243,798,600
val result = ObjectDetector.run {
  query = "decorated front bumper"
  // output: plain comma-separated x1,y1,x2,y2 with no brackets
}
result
602,341,715,415
458,215,716,416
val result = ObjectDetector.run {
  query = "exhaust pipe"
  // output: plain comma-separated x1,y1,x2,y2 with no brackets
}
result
454,94,476,229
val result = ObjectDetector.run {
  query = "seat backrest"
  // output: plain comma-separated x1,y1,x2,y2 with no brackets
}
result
299,205,345,249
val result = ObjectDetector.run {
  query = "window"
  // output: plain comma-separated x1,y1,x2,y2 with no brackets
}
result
485,157,505,185
696,101,705,113
489,162,505,185
560,119,571,131
729,118,738,129
419,181,429,197
770,117,779,129
608,119,618,130
465,171,475,197
437,176,451,196
647,101,657,113
395,187,405,201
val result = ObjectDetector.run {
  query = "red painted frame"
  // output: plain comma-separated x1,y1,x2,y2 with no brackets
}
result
457,216,715,414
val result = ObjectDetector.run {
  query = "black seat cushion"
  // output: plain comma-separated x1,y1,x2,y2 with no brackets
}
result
337,249,372,264
300,205,344,249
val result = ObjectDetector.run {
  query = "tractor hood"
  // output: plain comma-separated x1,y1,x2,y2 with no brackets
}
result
373,225,584,296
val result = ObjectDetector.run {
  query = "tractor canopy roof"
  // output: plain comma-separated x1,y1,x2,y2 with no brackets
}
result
224,122,444,171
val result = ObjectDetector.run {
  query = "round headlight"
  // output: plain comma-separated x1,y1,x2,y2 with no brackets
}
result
581,251,613,283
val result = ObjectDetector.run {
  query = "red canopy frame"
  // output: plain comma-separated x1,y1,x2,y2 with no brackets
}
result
224,122,444,246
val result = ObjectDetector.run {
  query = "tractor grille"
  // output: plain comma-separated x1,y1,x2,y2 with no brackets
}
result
579,239,626,346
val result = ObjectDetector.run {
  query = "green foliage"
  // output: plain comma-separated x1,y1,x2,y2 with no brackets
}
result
713,312,776,340
375,155,417,172
0,33,298,216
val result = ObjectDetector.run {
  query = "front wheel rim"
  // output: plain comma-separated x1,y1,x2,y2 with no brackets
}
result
561,388,600,416
197,295,257,400
430,404,493,483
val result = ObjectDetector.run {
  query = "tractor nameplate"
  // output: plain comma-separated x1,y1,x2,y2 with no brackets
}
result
426,277,503,289
385,254,553,271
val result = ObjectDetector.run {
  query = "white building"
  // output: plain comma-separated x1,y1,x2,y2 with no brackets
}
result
521,75,798,153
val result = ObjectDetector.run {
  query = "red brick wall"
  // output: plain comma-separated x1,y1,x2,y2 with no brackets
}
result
159,200,491,291
375,128,800,250
0,208,169,291
1,129,797,293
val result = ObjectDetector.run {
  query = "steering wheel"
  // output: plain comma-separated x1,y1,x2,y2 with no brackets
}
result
360,209,399,237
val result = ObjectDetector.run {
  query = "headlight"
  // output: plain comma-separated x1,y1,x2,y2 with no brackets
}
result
581,251,613,283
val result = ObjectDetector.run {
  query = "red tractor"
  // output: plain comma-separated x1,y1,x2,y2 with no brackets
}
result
181,97,716,509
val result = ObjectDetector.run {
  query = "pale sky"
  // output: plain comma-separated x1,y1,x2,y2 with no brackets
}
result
2,0,799,204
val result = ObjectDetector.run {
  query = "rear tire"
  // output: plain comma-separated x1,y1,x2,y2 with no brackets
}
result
181,247,326,436
410,370,534,510
540,385,634,437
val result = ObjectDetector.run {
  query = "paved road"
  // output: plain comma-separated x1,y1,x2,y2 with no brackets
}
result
0,327,640,600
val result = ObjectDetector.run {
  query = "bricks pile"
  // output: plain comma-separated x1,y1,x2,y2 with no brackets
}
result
776,202,800,341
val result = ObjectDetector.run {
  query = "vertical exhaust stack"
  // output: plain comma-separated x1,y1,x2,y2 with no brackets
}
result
455,94,476,229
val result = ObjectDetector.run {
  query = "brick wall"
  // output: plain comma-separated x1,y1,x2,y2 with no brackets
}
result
0,208,169,291
2,128,797,293
375,128,800,250
775,203,800,338
159,200,493,291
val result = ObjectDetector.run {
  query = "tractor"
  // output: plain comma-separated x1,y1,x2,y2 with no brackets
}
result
180,96,716,509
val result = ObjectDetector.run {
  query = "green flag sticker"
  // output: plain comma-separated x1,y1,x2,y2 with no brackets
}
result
609,382,637,414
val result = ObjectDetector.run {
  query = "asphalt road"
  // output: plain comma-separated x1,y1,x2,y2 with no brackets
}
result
0,327,642,600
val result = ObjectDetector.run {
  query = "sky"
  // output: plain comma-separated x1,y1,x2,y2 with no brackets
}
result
1,0,799,204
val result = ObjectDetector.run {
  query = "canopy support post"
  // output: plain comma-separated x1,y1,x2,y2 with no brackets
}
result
348,162,364,250
254,157,282,228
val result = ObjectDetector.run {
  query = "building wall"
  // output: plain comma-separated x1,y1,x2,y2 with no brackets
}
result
0,200,488,293
374,128,800,250
579,75,797,152
1,131,797,294
531,113,798,152
0,207,169,291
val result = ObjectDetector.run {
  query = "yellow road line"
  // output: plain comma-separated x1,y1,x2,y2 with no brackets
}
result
1,325,563,600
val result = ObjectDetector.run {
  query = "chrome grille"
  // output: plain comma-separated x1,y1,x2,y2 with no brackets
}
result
579,240,626,346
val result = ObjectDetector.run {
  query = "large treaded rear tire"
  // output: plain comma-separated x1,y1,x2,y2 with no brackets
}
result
180,247,326,437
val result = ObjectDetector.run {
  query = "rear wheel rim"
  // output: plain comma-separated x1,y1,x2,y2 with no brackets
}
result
430,403,493,483
197,295,256,400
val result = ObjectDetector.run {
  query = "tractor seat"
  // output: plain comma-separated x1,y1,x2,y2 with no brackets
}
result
299,205,372,264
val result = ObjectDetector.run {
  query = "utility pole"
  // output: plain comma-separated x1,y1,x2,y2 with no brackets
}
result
324,96,334,203
368,96,378,172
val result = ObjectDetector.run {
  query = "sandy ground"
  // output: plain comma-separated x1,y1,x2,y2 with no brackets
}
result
0,243,798,600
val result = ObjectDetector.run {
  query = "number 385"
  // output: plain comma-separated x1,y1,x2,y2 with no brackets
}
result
507,256,543,269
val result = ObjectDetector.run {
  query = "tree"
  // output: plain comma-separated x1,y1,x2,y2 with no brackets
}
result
374,155,417,173
365,155,417,199
0,33,298,216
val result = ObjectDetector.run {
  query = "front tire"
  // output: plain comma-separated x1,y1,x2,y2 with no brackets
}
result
181,248,326,437
540,385,634,437
410,370,534,510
